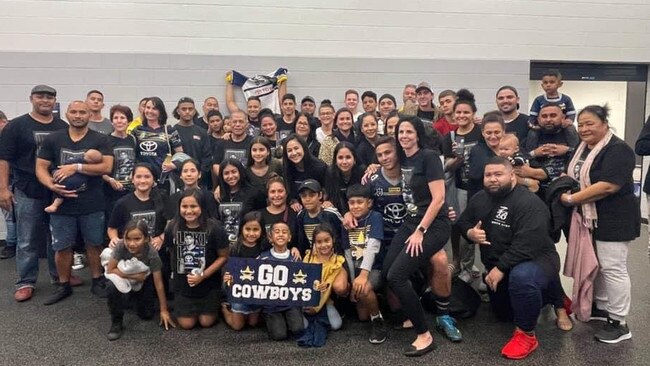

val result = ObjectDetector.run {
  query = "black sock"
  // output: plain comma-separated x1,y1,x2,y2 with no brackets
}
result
435,296,450,315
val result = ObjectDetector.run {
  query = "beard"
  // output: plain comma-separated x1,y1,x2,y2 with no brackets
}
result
485,182,513,199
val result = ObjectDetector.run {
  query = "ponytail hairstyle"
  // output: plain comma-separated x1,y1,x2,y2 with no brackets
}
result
578,104,610,125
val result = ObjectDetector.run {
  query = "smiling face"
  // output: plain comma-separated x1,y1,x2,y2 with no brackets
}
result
281,99,295,116
267,181,287,208
417,89,433,108
132,166,155,193
144,100,160,124
221,164,241,188
385,116,399,137
181,162,200,188
361,115,378,140
260,115,277,137
403,86,416,104
577,111,609,148
314,231,334,257
250,142,269,165
379,98,395,118
453,103,474,128
270,222,291,250
345,93,358,111
319,106,334,127
347,196,372,219
30,93,56,116
496,89,519,114
335,147,355,174
482,122,504,149
247,99,261,119
398,121,418,152
538,105,564,131
180,195,202,226
295,116,311,138
285,139,304,165
376,142,398,170
241,220,262,246
336,111,353,133
362,96,377,113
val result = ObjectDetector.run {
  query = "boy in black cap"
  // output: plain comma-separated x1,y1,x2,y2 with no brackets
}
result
295,179,345,256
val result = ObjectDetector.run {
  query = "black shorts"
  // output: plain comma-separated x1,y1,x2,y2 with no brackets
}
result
173,287,220,318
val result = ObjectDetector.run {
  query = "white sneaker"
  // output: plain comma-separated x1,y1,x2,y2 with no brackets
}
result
72,253,87,270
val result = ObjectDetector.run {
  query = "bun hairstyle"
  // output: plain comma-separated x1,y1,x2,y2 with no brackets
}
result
454,88,477,113
578,104,610,124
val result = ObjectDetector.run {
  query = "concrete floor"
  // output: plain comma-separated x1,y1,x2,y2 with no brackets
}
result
1,230,649,366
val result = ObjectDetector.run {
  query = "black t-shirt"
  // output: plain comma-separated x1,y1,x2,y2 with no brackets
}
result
442,126,482,191
211,135,253,166
38,129,112,215
108,192,168,238
417,109,436,125
401,148,445,220
193,115,208,130
104,134,137,201
166,220,228,298
467,142,497,198
259,207,297,250
0,113,68,198
175,124,212,173
505,113,530,146
246,159,283,191
276,116,296,142
287,158,327,202
356,137,378,166
165,187,219,220
583,136,640,241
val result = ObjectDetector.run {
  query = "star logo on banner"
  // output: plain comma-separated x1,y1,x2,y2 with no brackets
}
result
292,269,308,284
240,266,255,281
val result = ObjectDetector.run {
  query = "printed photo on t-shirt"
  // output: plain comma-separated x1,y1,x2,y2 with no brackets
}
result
224,149,247,166
113,147,136,183
348,225,370,266
175,231,206,274
220,202,242,244
130,210,157,237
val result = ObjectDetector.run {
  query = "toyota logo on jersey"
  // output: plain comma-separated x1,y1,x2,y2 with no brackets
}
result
139,140,158,156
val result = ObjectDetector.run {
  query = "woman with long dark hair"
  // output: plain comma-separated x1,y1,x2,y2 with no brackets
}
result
281,134,327,212
132,97,183,191
323,142,365,214
382,115,451,357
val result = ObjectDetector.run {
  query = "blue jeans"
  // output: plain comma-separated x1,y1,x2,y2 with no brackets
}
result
486,261,555,332
14,188,57,289
1,206,16,247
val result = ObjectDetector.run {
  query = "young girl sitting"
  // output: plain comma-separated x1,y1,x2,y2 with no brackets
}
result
299,223,349,347
259,221,305,340
222,211,265,330
164,188,230,330
104,219,175,341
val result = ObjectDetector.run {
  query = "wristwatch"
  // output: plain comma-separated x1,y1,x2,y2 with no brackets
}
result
417,225,427,234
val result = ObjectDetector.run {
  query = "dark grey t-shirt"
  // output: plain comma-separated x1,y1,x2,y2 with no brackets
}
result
111,242,162,272
88,118,114,135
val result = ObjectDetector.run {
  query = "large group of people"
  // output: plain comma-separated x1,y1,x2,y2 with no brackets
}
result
0,68,642,359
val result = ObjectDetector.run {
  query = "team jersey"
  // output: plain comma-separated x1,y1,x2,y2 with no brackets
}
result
365,169,406,241
231,68,288,115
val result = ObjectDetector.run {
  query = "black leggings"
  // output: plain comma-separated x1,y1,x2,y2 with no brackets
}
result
382,217,449,334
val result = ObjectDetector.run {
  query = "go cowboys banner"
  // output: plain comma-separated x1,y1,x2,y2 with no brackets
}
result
225,258,322,307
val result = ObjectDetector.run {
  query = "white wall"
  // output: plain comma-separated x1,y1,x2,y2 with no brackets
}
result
528,80,628,139
1,0,649,62
0,53,529,121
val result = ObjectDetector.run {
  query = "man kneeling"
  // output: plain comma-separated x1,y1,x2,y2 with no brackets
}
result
457,157,563,360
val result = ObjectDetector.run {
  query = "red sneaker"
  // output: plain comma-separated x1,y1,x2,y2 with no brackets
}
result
14,287,34,302
501,329,539,360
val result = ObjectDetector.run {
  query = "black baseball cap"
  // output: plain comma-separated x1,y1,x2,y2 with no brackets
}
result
301,96,316,105
298,179,321,193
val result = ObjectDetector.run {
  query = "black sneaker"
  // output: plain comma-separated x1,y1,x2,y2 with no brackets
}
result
595,318,631,344
369,317,387,344
0,246,16,259
91,277,109,298
590,304,608,322
44,283,72,305
107,321,124,341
